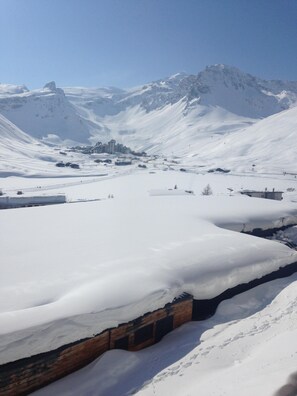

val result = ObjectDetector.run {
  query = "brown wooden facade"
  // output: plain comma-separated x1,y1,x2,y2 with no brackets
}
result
0,294,193,396
2,257,297,396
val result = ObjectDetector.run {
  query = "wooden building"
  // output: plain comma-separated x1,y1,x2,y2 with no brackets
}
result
2,257,297,396
0,294,193,396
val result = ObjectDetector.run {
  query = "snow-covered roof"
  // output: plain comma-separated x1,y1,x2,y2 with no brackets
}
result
0,171,297,364
241,189,284,193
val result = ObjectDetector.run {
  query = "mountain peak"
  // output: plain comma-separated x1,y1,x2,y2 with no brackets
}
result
43,81,57,91
43,81,65,96
202,64,252,79
207,64,239,71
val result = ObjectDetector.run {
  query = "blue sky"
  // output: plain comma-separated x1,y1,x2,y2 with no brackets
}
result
0,0,297,89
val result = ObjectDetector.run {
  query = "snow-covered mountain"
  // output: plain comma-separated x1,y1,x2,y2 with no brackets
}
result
187,64,297,117
1,65,297,151
0,82,102,145
106,65,297,117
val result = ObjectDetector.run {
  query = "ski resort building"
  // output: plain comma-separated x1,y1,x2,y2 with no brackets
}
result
240,189,283,201
107,139,116,154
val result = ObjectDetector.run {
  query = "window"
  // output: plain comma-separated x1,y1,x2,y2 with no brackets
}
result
134,324,154,345
114,335,129,350
155,316,173,342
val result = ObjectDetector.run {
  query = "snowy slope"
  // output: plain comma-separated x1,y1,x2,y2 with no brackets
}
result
193,105,297,173
1,98,297,178
0,113,111,177
92,100,255,154
0,113,60,176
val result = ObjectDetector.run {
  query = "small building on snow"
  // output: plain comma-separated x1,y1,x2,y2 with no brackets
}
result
240,189,283,201
0,195,66,209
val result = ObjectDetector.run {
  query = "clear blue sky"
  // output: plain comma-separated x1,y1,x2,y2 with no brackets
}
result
0,0,297,89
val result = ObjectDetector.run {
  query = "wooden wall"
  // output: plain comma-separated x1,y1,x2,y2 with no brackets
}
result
0,295,193,396
0,331,110,396
110,295,193,351
2,258,297,395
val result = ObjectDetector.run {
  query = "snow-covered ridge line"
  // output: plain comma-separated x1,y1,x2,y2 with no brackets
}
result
1,64,297,151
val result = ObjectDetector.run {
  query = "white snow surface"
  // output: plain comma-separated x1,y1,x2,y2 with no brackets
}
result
0,83,28,95
0,171,297,365
0,113,61,177
92,100,255,156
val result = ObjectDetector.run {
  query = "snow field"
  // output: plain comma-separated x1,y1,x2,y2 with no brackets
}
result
0,171,297,365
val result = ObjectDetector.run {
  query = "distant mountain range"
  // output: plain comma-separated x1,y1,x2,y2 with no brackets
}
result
0,64,297,174
1,64,297,146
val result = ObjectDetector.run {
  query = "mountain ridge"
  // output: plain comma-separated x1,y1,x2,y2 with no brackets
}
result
0,65,297,151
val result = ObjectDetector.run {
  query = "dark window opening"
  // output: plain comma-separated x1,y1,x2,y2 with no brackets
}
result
134,324,154,345
114,335,129,350
155,316,173,342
